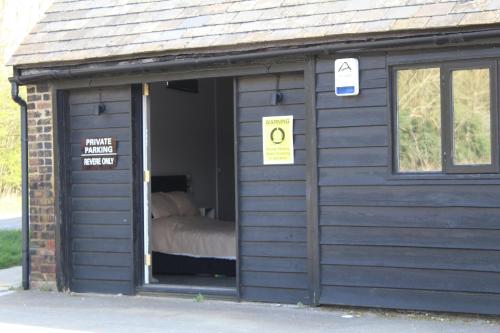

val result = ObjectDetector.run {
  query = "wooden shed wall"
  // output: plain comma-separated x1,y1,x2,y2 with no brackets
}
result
315,52,500,314
65,86,135,294
53,49,500,313
236,73,310,304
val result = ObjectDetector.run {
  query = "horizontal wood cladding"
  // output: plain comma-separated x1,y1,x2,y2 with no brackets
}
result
71,211,131,225
73,252,131,266
241,227,307,243
239,105,306,122
321,265,500,294
320,226,500,250
316,53,500,314
321,245,500,272
71,225,131,239
241,256,308,273
238,73,304,92
241,271,308,289
240,241,307,258
237,73,308,304
318,126,388,148
69,101,132,117
67,86,134,295
317,107,387,128
319,185,500,207
70,113,131,130
238,89,305,108
70,280,132,294
320,286,500,315
239,212,306,227
318,147,388,167
320,206,500,229
69,87,131,104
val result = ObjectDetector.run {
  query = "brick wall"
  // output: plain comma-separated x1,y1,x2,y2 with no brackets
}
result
26,83,57,290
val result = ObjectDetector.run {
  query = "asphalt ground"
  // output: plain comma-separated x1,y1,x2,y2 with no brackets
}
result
0,216,21,230
0,291,499,333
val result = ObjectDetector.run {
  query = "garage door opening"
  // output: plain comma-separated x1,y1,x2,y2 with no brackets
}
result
142,78,236,295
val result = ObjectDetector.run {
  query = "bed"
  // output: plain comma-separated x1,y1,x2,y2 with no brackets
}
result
151,175,236,276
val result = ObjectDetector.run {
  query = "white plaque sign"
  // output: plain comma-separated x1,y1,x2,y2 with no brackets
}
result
334,58,359,96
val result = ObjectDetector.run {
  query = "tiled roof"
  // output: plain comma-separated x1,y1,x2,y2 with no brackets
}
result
9,0,500,66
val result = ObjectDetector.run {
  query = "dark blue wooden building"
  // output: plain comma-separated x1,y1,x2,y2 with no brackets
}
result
9,0,500,315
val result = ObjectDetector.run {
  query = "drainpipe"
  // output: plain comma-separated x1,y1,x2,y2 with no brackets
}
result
10,74,29,290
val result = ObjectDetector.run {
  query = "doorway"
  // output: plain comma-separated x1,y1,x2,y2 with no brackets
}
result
141,78,237,295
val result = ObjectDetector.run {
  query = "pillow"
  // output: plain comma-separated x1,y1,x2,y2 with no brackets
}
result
151,192,179,219
162,191,200,216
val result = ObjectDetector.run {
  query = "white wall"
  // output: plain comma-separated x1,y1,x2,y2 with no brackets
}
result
150,79,216,208
150,78,235,218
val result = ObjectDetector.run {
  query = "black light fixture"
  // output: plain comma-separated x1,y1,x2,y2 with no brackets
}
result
97,103,106,115
271,91,283,105
97,90,105,115
271,74,283,105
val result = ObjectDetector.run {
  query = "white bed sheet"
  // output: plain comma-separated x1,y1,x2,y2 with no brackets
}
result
152,215,236,259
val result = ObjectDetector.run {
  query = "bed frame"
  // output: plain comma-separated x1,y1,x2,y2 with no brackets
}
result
151,175,236,277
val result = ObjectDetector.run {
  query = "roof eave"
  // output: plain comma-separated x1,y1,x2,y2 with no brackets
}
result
12,26,500,84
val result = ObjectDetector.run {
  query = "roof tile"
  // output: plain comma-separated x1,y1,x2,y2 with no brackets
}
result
459,9,500,25
391,16,430,30
9,0,500,66
414,2,455,17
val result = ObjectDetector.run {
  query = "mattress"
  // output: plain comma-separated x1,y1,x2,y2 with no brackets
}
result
152,215,236,259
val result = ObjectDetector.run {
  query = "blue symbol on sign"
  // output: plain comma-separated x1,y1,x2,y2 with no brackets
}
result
336,86,355,95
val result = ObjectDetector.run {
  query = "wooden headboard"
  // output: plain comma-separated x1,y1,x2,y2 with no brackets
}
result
151,175,191,193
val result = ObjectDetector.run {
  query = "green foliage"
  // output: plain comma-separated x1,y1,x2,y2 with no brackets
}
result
0,230,21,269
452,69,491,165
38,283,55,292
0,65,22,195
397,68,442,172
397,67,491,172
194,293,205,302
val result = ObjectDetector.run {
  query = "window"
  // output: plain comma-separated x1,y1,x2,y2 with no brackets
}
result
396,68,442,172
394,61,498,174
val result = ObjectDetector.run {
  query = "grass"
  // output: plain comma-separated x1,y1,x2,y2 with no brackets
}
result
0,230,22,269
194,293,205,302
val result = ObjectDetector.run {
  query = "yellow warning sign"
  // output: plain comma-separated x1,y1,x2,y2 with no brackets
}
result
262,115,294,165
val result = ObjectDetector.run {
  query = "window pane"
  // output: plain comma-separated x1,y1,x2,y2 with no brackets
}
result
452,68,491,165
397,68,442,172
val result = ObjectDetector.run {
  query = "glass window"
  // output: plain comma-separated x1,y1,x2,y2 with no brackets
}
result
394,62,498,175
396,68,442,172
451,68,492,165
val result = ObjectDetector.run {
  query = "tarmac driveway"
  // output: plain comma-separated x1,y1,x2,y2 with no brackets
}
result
0,216,21,230
0,291,499,333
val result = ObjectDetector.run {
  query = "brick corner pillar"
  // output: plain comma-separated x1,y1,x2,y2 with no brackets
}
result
26,83,57,291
